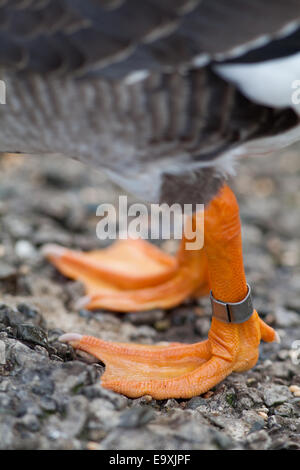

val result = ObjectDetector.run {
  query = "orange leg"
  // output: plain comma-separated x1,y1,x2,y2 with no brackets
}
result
58,185,278,399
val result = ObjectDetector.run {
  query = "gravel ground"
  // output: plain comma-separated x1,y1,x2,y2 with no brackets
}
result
0,147,299,450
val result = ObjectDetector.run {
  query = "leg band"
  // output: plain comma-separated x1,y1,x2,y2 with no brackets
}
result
210,283,253,324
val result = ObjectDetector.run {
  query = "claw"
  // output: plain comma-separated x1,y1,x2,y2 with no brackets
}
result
59,333,83,344
274,331,281,344
74,296,92,310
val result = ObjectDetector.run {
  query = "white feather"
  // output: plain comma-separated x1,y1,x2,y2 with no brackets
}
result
214,52,300,115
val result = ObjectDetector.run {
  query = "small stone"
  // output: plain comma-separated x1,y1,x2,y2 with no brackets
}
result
284,296,300,313
194,306,205,317
194,318,210,336
249,420,265,433
125,310,165,326
39,396,57,413
0,305,21,327
118,406,155,428
289,385,300,395
31,376,55,397
154,319,170,331
50,355,64,362
267,415,282,430
140,395,153,403
186,396,207,410
16,324,48,348
163,399,179,410
78,309,93,319
86,441,101,451
263,384,292,407
263,359,273,368
0,262,17,280
213,431,235,450
274,403,294,417
0,340,5,364
34,345,49,357
82,385,128,410
16,414,41,433
274,308,300,328
18,264,30,275
131,395,153,407
277,349,290,361
258,411,268,420
246,377,257,386
47,429,61,441
92,363,105,376
0,379,9,392
17,303,38,319
51,361,90,394
246,430,271,450
15,240,36,260
237,397,255,410
241,410,265,428
50,340,74,361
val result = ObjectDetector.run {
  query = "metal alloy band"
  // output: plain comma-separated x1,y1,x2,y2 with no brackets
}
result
210,283,254,324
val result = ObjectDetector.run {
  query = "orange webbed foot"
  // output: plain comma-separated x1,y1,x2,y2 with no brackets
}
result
60,311,278,399
42,238,210,312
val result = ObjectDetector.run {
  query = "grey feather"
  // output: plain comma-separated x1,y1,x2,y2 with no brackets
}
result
0,0,300,206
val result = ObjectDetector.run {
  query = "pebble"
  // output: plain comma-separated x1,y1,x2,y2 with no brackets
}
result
274,308,300,328
34,345,49,357
125,310,165,326
289,385,300,395
15,240,36,260
274,403,294,417
118,406,155,428
86,441,101,451
277,349,290,361
0,340,5,364
39,396,57,413
246,430,271,450
0,262,17,280
186,396,207,410
257,411,268,420
194,318,210,336
154,319,171,331
16,324,48,348
263,384,292,407
17,303,38,319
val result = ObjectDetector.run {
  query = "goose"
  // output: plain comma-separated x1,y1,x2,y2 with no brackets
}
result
1,0,300,399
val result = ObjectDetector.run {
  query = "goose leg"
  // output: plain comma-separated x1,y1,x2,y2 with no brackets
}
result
42,221,210,312
59,185,278,399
